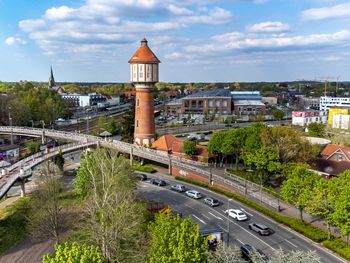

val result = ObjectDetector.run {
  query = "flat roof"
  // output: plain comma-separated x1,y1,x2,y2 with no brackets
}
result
185,89,231,99
167,99,183,106
234,100,265,106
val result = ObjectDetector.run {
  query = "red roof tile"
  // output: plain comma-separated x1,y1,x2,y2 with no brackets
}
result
128,38,160,64
321,144,350,161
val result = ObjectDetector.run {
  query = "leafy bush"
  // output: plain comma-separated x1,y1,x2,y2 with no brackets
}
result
323,239,350,261
175,176,328,242
133,163,155,173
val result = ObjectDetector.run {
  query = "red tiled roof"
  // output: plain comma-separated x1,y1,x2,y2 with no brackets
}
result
128,38,160,64
321,144,350,161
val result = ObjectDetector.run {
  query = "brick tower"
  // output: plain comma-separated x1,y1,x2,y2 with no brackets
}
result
129,38,160,146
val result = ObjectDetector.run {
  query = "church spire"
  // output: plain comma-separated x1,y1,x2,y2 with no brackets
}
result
49,66,55,88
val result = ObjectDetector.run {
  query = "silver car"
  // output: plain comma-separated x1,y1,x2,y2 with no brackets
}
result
170,184,186,192
248,223,272,236
185,190,202,199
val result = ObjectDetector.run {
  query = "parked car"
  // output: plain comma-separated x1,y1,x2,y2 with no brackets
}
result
170,184,186,192
240,244,268,262
150,178,166,186
185,190,202,199
135,173,148,181
248,223,272,236
225,209,248,221
204,197,220,207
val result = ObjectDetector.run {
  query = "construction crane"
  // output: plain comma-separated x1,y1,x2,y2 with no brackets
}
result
315,76,336,97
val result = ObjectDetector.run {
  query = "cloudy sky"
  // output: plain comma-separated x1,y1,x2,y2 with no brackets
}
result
1,0,350,82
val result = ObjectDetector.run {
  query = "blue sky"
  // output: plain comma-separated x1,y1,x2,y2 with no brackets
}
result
1,0,350,83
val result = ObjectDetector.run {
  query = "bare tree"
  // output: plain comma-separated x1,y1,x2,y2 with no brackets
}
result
76,149,147,262
27,161,64,244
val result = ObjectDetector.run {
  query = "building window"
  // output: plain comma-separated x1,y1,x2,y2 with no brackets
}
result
136,120,139,127
137,99,140,107
238,107,242,112
247,107,252,112
191,100,197,107
208,100,213,107
198,100,204,108
215,100,220,107
223,100,227,107
338,154,344,161
184,100,189,108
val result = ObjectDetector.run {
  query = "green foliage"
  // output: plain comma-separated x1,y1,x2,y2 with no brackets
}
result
75,153,96,198
43,242,104,263
149,213,208,263
53,150,65,172
27,141,41,155
175,176,328,243
323,239,350,262
120,103,135,143
307,123,325,137
183,140,197,157
207,131,228,155
281,163,319,221
0,198,30,255
132,162,155,173
270,107,285,120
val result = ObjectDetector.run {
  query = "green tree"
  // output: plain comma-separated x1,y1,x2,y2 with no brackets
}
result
306,179,336,239
43,242,103,263
307,123,325,137
75,149,147,262
183,140,197,157
281,163,319,221
120,102,135,143
270,107,285,121
27,141,41,155
53,150,65,172
149,213,207,263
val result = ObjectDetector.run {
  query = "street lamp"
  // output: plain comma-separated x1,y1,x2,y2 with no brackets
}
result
30,120,34,128
86,108,90,134
227,198,233,245
40,120,45,129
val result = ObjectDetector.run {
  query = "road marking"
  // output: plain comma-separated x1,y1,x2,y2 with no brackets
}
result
284,239,298,248
192,214,206,225
236,239,244,245
218,224,227,232
209,211,223,221
240,208,253,217
201,213,210,220
217,211,276,251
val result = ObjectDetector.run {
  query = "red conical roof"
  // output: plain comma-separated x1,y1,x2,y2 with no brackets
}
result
129,38,160,64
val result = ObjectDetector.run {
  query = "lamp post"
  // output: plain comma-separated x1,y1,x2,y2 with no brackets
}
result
40,120,45,129
227,198,233,245
86,107,90,134
245,169,253,196
30,120,34,128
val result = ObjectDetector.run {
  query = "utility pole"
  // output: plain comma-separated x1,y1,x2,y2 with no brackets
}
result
9,107,13,145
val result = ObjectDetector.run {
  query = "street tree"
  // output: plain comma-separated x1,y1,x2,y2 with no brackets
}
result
270,107,285,121
281,163,319,221
75,149,147,262
27,161,64,243
43,242,104,263
149,213,207,263
183,140,197,157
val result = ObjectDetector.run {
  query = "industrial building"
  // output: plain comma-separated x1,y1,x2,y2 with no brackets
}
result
320,96,350,111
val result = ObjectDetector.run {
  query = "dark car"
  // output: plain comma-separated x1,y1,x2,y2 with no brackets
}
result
204,197,220,207
248,223,272,236
150,178,166,186
135,173,148,181
240,244,268,262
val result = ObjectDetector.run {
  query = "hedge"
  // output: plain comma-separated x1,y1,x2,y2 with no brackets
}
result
133,163,155,173
175,176,327,242
323,239,350,261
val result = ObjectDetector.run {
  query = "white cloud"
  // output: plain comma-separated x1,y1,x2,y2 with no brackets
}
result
5,36,26,46
246,21,291,33
302,2,350,21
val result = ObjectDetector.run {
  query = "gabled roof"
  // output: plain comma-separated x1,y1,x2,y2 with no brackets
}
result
129,38,160,64
321,144,350,161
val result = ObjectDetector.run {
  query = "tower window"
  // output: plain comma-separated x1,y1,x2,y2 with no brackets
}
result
136,120,139,127
137,99,140,107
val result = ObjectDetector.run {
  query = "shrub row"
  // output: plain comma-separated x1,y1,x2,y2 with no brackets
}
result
175,176,327,243
133,163,155,173
323,239,350,262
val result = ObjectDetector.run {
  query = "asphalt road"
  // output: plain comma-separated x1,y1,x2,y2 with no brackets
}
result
137,174,347,263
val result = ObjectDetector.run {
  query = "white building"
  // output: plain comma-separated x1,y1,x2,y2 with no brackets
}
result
61,93,106,108
320,96,350,111
292,111,327,126
332,114,350,130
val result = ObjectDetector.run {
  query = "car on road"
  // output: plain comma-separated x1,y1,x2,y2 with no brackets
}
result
150,178,166,186
225,209,248,221
135,173,148,181
248,223,272,236
240,244,268,262
185,190,202,199
204,197,220,207
170,184,186,192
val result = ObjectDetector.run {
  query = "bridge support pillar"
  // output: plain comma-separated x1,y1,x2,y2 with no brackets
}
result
168,158,172,175
41,131,45,144
20,180,25,197
130,147,133,166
